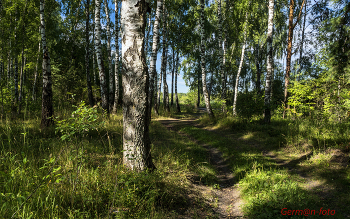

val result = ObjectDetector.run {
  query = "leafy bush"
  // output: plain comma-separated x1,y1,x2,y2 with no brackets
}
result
55,101,103,141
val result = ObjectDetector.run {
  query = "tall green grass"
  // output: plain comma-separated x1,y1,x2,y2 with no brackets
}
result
0,104,219,218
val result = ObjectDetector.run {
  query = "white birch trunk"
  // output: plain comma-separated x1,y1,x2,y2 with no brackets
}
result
162,4,170,112
200,0,214,118
233,13,248,116
149,0,162,117
32,39,41,100
14,13,18,105
264,0,275,123
175,50,181,112
86,0,94,107
121,0,155,171
112,0,120,113
95,0,108,111
40,0,54,128
171,46,174,107
157,64,162,110
217,0,226,113
104,0,114,112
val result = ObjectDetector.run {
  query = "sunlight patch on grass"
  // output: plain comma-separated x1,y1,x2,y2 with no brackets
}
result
239,168,317,218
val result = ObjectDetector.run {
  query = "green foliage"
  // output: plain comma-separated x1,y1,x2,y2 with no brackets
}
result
55,101,102,141
289,70,350,122
235,91,264,120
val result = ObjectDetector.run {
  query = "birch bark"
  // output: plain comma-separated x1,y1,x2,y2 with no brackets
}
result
86,0,94,107
175,50,181,112
161,4,170,112
171,46,174,107
217,0,226,113
233,13,248,116
112,0,120,113
104,0,114,112
121,0,155,171
95,0,108,111
200,0,214,118
149,0,162,117
14,11,18,106
264,0,274,123
32,40,40,100
40,0,54,128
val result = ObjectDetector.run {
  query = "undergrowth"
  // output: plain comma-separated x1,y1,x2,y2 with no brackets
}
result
0,103,217,218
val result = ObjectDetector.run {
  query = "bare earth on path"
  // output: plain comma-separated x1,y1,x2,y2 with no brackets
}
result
157,115,246,219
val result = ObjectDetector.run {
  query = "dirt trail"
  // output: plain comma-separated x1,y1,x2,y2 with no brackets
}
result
157,113,245,218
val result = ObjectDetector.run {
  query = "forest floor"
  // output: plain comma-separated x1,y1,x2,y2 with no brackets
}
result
1,105,349,218
155,108,350,218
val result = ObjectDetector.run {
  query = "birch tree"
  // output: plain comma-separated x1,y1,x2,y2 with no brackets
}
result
200,0,214,118
175,49,181,113
112,0,120,113
121,0,155,171
14,10,18,107
264,0,274,123
162,4,170,112
233,13,248,116
149,0,162,118
86,0,94,107
217,0,226,113
95,0,108,111
32,39,40,100
104,0,114,112
40,0,54,128
171,47,174,107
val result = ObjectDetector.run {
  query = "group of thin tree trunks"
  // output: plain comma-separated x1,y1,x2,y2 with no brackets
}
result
2,0,340,172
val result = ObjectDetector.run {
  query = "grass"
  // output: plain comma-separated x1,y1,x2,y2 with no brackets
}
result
183,112,350,218
0,104,219,218
1,102,349,218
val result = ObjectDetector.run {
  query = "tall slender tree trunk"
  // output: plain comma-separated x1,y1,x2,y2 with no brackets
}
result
283,0,305,118
171,46,174,107
7,52,10,85
150,0,163,117
95,0,108,112
217,0,226,113
175,50,181,112
92,15,97,86
255,43,261,95
18,52,25,114
298,0,307,79
121,0,155,172
145,13,151,57
156,65,162,112
162,4,170,112
197,65,200,108
40,0,54,128
233,13,248,116
264,0,274,124
32,39,40,100
86,0,94,107
200,0,214,118
14,11,19,109
18,1,27,114
104,0,114,112
112,0,120,114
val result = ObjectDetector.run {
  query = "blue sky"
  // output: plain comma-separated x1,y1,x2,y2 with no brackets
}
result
154,52,189,94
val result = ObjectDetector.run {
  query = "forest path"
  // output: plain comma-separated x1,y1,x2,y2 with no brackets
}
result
155,108,350,218
156,109,245,219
